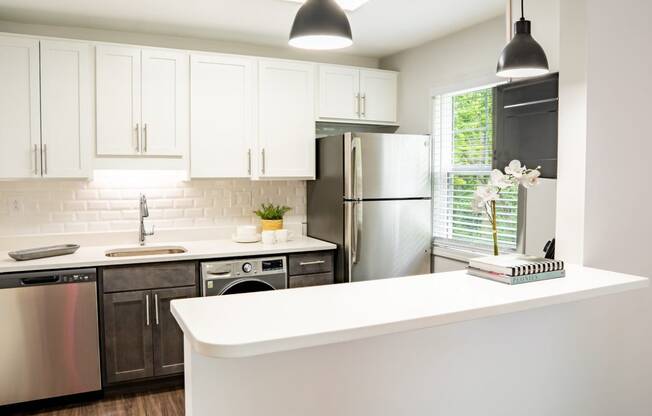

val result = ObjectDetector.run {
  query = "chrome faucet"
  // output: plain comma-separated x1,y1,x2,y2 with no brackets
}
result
139,194,155,246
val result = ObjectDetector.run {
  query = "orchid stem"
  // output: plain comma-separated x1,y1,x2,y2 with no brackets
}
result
491,200,499,256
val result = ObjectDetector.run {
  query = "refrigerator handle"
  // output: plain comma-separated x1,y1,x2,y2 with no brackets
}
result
352,200,361,266
351,136,362,200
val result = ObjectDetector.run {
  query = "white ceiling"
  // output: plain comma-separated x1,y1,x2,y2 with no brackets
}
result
0,0,505,58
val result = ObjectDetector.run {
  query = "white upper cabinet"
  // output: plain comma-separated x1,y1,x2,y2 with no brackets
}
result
96,45,141,156
317,64,398,124
319,65,360,120
95,46,140,156
258,59,315,179
0,35,41,178
40,40,92,178
359,69,398,124
142,49,188,156
96,45,188,157
190,54,255,178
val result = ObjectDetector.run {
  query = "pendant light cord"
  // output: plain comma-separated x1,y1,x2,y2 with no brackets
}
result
521,0,525,20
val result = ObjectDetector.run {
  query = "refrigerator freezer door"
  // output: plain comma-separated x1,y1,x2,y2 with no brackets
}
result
345,199,431,282
344,133,431,200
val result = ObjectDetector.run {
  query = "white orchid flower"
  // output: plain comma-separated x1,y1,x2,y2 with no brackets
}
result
471,194,486,213
520,169,541,188
476,185,499,201
505,160,526,178
490,169,514,189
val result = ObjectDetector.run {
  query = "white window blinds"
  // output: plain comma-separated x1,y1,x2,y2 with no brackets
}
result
432,87,519,253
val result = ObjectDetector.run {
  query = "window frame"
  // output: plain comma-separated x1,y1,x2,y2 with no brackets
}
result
431,83,526,256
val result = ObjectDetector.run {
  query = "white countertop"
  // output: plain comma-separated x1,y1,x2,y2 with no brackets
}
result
0,237,336,274
171,265,648,359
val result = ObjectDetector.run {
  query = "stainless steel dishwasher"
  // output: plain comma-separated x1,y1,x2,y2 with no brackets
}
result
0,268,101,406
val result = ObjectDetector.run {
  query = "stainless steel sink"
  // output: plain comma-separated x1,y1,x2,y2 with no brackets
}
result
105,246,188,258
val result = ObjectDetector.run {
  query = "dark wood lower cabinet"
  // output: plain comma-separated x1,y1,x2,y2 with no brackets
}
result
152,286,196,376
103,290,154,384
101,262,199,385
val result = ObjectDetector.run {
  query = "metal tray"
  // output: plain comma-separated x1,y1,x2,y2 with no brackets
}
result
8,244,80,261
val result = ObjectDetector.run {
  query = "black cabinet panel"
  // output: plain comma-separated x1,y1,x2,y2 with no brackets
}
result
494,73,559,178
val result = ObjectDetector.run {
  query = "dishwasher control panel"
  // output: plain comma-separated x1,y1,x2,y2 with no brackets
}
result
0,268,97,289
61,272,96,283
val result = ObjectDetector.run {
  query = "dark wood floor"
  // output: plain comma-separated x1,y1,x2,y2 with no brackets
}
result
8,388,184,416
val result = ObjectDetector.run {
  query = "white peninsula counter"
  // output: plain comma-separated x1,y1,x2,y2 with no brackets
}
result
171,265,648,416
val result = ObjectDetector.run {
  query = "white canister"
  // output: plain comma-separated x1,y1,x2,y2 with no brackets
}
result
275,229,289,243
261,230,276,245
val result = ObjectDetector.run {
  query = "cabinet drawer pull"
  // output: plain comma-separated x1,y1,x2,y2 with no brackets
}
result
248,149,252,175
299,260,326,266
154,293,159,326
145,294,150,326
135,123,140,152
143,123,148,153
355,93,360,117
33,144,39,175
261,148,266,175
42,144,48,175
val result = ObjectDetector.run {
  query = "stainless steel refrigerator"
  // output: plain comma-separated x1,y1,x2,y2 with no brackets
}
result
307,133,432,283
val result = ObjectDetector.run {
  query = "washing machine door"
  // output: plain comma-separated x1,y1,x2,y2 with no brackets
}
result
219,279,276,296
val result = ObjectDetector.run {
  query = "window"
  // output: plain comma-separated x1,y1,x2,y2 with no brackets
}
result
432,87,519,253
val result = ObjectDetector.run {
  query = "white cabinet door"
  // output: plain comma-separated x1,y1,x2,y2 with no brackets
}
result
318,65,360,120
190,54,255,178
40,40,92,178
96,45,141,156
142,49,188,157
359,69,398,123
0,35,40,178
258,60,315,179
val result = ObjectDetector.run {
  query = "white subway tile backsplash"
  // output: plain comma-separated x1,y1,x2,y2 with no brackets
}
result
0,179,307,236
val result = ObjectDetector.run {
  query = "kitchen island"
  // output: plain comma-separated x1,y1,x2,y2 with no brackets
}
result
171,265,648,416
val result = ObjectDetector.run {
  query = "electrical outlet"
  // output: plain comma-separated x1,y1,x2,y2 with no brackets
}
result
7,196,25,217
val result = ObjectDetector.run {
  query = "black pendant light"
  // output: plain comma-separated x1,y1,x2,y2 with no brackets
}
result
496,0,549,78
289,0,353,50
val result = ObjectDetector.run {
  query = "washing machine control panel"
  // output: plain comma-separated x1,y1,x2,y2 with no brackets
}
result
242,262,253,273
261,259,284,272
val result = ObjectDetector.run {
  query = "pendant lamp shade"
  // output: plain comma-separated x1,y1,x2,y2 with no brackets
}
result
497,0,549,78
289,0,353,50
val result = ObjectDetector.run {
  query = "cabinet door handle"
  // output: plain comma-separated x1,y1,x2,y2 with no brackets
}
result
247,149,252,175
261,148,266,175
355,93,360,117
33,144,39,176
143,123,148,153
154,293,160,326
42,144,47,175
145,294,150,326
135,123,140,152
299,260,326,266
361,93,367,118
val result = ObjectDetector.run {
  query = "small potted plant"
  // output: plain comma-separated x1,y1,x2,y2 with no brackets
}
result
254,203,292,231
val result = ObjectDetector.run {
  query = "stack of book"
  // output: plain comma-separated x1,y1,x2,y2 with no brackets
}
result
467,254,565,285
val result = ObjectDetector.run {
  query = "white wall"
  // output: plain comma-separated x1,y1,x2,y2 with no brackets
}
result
582,1,652,411
555,0,587,265
379,16,505,135
555,0,652,413
510,0,560,73
0,20,379,68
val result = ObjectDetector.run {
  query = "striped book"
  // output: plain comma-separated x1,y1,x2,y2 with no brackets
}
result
469,254,564,277
468,267,566,285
